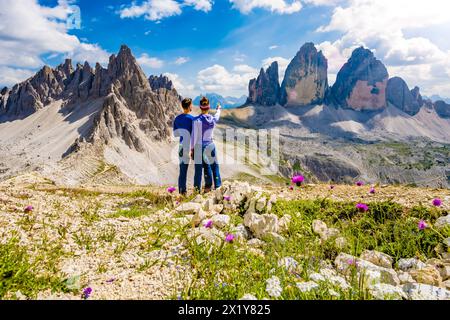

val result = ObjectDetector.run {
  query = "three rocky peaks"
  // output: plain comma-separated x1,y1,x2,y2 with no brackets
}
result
0,45,181,153
247,43,449,118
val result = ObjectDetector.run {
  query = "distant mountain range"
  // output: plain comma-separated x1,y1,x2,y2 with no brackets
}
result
193,93,247,109
426,95,450,104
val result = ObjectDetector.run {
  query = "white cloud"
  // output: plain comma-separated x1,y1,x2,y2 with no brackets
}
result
0,0,110,86
316,0,450,95
232,52,247,63
119,0,182,21
303,0,344,6
0,67,36,88
230,0,302,14
69,43,110,65
233,64,258,74
269,45,279,50
183,0,213,12
137,53,164,68
174,57,190,65
262,56,290,83
119,0,213,21
316,40,357,85
163,72,196,97
197,64,258,96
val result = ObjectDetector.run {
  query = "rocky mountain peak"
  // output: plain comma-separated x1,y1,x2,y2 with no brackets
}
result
279,42,328,106
119,44,133,56
83,61,91,70
331,46,389,111
107,44,151,93
349,46,374,63
1,62,72,117
86,45,181,150
266,62,279,80
410,86,423,107
57,59,74,77
386,77,421,115
246,61,280,106
434,100,450,118
149,74,175,91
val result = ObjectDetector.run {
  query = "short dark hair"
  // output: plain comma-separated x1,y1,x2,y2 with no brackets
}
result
181,98,192,109
200,96,209,107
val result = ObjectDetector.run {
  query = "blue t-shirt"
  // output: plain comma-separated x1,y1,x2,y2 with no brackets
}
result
173,113,194,143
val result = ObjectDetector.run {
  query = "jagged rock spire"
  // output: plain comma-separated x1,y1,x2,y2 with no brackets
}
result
149,74,174,91
280,42,328,106
247,61,280,106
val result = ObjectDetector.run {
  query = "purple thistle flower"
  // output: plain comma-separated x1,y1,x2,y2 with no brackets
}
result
330,185,335,190
356,181,364,187
356,203,369,212
225,234,235,243
106,278,115,283
292,175,305,187
432,198,442,207
223,195,231,202
167,187,176,194
289,186,294,191
369,187,376,194
418,220,427,231
24,205,33,213
347,259,358,267
204,220,213,229
82,287,92,299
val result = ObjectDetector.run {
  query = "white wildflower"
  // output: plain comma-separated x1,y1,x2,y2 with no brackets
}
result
328,289,340,297
265,276,282,298
240,294,258,300
310,273,325,282
277,257,298,271
296,281,319,293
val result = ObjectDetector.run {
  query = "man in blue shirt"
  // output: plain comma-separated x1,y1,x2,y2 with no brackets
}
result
173,98,194,195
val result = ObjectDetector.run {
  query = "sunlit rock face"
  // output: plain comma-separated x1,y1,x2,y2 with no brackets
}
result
346,79,388,111
331,47,389,111
280,42,328,107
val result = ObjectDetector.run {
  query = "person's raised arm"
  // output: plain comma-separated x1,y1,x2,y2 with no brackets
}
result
213,103,222,122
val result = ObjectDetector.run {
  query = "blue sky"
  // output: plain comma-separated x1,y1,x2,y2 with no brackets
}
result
1,0,450,98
